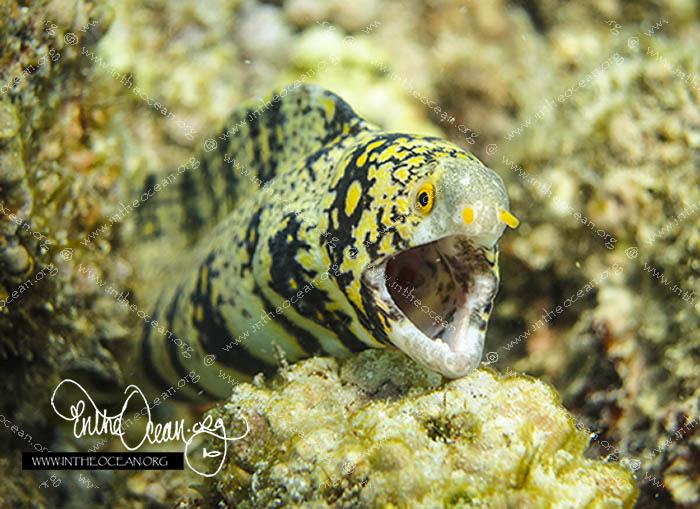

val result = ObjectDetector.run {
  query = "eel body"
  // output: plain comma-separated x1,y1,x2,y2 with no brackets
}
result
134,84,516,400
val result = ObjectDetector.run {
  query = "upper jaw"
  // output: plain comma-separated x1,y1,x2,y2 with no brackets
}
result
362,234,499,378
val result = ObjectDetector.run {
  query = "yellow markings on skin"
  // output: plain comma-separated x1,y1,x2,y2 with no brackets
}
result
281,255,368,356
238,243,252,269
338,207,398,350
394,167,409,181
372,204,395,237
150,85,515,399
365,139,386,151
259,124,271,164
484,249,497,265
377,145,402,163
413,145,431,154
256,216,354,358
377,312,391,332
200,265,209,294
365,160,405,244
296,250,317,274
339,214,371,269
344,277,383,348
462,206,475,224
404,155,425,169
254,268,310,358
368,162,399,194
395,196,410,216
245,131,255,162
357,140,385,167
345,180,363,217
312,224,377,349
395,219,414,240
276,125,284,143
499,209,520,229
379,234,393,254
340,222,369,274
296,225,315,250
320,96,336,119
331,208,339,228
379,215,393,230
256,249,272,277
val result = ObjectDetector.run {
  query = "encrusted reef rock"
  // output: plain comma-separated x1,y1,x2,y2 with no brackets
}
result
195,350,637,508
0,0,128,426
483,12,700,509
0,457,50,508
0,0,145,506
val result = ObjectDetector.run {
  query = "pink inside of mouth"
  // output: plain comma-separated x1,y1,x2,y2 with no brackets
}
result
383,236,490,341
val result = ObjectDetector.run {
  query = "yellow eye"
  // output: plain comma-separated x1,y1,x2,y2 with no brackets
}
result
415,182,435,214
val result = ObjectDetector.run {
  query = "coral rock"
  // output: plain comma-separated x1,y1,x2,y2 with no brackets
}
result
199,350,638,508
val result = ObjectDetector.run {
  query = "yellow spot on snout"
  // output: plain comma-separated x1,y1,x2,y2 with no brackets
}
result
345,180,362,217
462,207,475,224
499,209,520,229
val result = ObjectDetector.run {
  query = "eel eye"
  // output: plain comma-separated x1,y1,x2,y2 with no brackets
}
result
415,182,435,214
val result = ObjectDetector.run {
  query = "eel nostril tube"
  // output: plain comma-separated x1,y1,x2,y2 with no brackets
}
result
499,209,520,229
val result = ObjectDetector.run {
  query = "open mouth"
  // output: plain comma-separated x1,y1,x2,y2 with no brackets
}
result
363,235,498,377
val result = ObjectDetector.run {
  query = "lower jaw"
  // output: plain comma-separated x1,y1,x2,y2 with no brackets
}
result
363,238,496,377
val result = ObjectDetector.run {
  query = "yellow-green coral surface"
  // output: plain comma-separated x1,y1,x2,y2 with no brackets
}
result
200,350,637,508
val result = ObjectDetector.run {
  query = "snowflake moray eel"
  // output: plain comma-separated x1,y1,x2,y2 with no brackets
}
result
135,84,518,400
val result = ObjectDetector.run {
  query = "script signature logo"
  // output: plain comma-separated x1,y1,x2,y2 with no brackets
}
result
50,379,247,477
